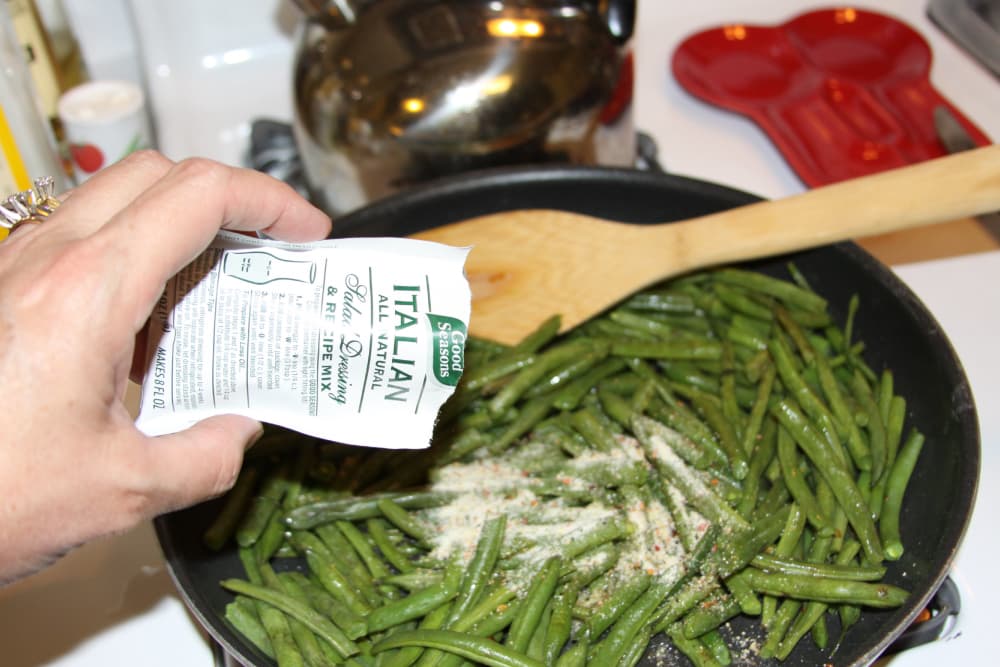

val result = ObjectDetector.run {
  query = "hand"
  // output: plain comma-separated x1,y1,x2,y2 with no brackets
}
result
0,152,331,584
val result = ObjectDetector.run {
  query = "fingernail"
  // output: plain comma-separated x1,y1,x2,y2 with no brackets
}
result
245,423,265,451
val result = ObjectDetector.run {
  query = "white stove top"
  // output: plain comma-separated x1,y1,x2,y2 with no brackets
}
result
1,1,997,665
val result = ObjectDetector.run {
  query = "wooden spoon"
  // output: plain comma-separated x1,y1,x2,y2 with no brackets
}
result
412,145,1000,344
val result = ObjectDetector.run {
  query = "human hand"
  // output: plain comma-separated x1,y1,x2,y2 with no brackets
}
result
0,152,331,584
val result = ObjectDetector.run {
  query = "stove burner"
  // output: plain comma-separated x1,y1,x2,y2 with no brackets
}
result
245,120,667,213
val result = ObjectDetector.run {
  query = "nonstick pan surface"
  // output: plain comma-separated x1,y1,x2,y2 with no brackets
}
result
156,165,978,666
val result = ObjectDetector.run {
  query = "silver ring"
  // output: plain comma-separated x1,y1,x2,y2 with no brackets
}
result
0,176,61,232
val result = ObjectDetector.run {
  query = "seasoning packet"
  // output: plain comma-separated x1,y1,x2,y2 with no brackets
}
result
136,231,471,449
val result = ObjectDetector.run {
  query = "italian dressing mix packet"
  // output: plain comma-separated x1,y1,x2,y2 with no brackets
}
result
136,231,471,449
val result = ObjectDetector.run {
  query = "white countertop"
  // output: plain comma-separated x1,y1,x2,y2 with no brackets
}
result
1,1,997,665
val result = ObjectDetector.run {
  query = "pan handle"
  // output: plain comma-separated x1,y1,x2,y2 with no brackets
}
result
883,575,961,656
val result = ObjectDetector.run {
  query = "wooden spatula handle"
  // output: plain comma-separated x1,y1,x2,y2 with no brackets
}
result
660,144,1000,272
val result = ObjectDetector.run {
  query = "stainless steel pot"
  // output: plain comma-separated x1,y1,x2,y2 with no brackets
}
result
291,0,636,215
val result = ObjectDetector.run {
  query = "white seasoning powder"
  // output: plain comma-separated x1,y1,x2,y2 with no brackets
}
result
421,433,708,603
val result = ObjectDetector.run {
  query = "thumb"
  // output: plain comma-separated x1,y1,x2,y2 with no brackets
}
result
142,414,262,515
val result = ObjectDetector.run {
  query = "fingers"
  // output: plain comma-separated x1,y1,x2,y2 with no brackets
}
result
97,157,330,304
78,156,331,330
114,156,330,249
138,414,263,515
39,151,175,239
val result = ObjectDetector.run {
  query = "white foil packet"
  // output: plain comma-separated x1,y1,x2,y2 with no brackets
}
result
136,231,471,449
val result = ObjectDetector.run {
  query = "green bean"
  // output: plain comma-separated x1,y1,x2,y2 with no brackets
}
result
623,289,696,314
224,596,275,659
610,338,723,361
738,417,777,518
294,539,373,617
372,629,544,667
699,629,732,666
772,541,861,660
878,369,894,428
629,376,658,412
629,361,730,461
808,335,872,474
636,417,749,532
553,640,588,667
760,598,802,659
741,569,908,607
221,578,360,659
667,623,723,667
465,335,507,358
650,575,719,633
645,398,730,469
751,553,886,580
551,358,627,411
681,589,742,639
402,592,513,667
450,584,517,632
286,491,455,529
447,515,506,623
253,511,288,563
568,407,617,452
312,526,382,607
811,614,830,651
586,571,652,637
622,624,654,667
586,318,659,341
204,466,259,551
687,389,749,479
885,394,907,468
707,503,791,580
727,323,769,352
263,565,332,667
564,542,620,587
850,370,887,482
377,498,435,547
236,465,293,548
759,500,805,628
459,351,538,393
609,308,679,338
380,602,452,667
598,386,637,428
739,362,776,457
724,569,762,616
542,582,578,664
557,515,631,561
769,335,851,469
632,414,713,471
337,520,393,582
655,478,700,553
283,572,368,640
523,345,609,399
589,579,675,665
367,518,415,574
509,314,563,354
714,268,828,312
505,556,562,653
489,339,600,415
237,549,305,667
380,570,442,592
366,577,460,633
713,282,773,321
487,395,554,454
881,429,925,560
771,399,884,563
776,426,831,533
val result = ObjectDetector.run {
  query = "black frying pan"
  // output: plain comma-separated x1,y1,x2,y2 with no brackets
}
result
155,165,979,666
